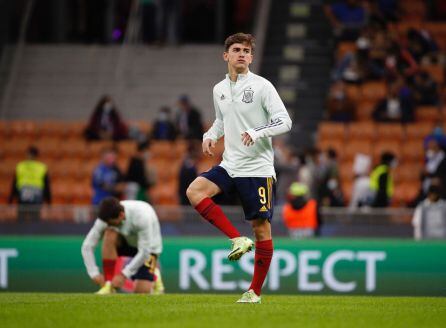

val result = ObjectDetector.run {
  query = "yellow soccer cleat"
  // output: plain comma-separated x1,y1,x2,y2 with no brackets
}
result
152,267,165,295
95,281,116,295
228,236,254,261
236,289,261,304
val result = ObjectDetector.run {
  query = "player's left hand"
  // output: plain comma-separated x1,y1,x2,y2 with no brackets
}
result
111,273,126,289
241,132,254,146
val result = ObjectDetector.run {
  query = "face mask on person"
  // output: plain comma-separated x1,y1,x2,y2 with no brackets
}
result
426,149,436,159
103,102,113,113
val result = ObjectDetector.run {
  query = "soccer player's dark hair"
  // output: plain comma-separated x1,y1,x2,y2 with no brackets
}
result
98,197,124,223
224,33,256,53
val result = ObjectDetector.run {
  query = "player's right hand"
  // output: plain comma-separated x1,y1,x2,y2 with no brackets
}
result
92,274,105,286
202,138,216,157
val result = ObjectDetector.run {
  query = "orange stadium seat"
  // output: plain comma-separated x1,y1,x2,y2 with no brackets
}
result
37,121,69,138
393,163,423,184
415,106,442,123
376,124,405,141
339,160,354,183
401,140,425,162
51,182,74,204
422,65,444,84
347,122,376,141
341,180,353,204
0,178,12,203
373,140,402,161
35,137,63,159
9,120,38,139
344,84,361,104
61,138,89,159
344,140,373,161
392,181,420,206
149,181,178,205
336,42,356,60
405,123,434,140
360,81,387,102
318,122,346,141
317,139,345,159
117,140,138,158
150,141,177,160
72,184,93,205
65,122,86,138
2,138,31,158
355,100,377,121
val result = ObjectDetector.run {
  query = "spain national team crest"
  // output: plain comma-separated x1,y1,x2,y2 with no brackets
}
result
242,88,254,103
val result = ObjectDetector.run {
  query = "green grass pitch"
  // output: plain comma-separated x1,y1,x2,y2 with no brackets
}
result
1,293,445,328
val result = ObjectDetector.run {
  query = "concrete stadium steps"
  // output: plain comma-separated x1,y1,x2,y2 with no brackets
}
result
261,0,334,150
2,45,224,121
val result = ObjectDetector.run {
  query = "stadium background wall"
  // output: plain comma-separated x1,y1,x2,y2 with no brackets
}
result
0,237,445,296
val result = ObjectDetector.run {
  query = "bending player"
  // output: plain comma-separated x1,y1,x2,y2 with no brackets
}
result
186,33,292,303
81,197,164,294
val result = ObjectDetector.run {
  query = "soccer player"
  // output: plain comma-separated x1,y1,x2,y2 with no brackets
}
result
186,33,292,303
81,197,164,294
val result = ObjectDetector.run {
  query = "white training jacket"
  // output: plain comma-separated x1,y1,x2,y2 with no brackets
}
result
204,71,292,178
81,200,163,279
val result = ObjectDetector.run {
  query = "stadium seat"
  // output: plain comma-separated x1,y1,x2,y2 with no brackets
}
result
392,181,421,206
151,141,177,160
9,120,38,139
339,160,354,184
344,140,373,161
35,137,63,159
336,42,356,60
373,140,402,161
415,106,442,123
317,139,345,160
149,181,179,205
37,121,69,138
360,82,387,102
393,163,423,184
355,100,377,121
376,124,405,141
405,123,434,140
401,140,425,162
422,65,444,84
347,122,376,141
341,180,353,204
61,138,89,159
72,184,93,205
117,141,138,158
51,182,74,204
344,84,361,104
318,122,346,141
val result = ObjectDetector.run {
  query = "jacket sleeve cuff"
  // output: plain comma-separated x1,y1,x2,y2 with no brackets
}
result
246,129,260,143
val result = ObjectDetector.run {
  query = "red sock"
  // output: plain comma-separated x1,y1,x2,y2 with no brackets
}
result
195,198,241,239
249,239,273,296
103,259,116,281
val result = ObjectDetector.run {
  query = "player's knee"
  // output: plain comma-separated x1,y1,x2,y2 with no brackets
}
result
186,181,204,205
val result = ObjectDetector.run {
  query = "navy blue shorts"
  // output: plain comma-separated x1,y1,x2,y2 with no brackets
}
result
117,235,157,281
200,166,275,221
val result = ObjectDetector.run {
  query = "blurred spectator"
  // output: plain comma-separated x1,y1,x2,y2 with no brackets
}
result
178,142,200,205
370,152,396,207
407,29,438,64
282,182,320,238
151,106,177,141
84,95,129,141
125,142,154,202
318,149,344,207
349,153,373,209
176,95,204,140
411,71,439,106
324,0,367,41
412,185,446,240
9,146,51,222
372,80,414,123
297,149,319,200
92,148,125,205
423,124,446,149
274,137,299,205
422,139,446,199
326,81,356,122
384,42,418,80
333,37,382,83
